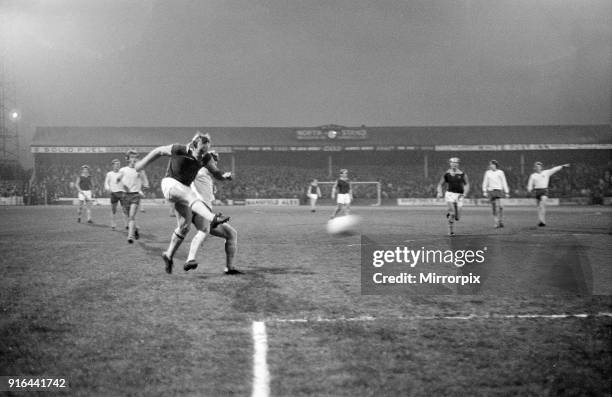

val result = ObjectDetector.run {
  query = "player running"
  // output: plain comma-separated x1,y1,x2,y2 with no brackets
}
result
184,150,241,274
330,169,352,218
76,165,95,224
527,162,570,227
482,160,510,228
437,157,470,236
135,131,231,273
306,179,322,212
117,150,150,243
104,159,127,230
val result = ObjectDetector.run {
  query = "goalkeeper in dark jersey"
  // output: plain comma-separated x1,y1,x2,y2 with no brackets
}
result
136,131,231,274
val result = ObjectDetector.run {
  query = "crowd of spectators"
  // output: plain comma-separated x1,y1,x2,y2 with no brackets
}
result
7,154,612,205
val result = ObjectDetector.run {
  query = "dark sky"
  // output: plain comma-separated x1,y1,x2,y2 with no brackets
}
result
1,0,611,135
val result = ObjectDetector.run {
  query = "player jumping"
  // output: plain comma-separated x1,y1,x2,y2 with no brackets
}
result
117,150,149,243
527,162,570,227
482,160,509,228
185,150,240,274
104,159,127,230
135,131,231,273
76,165,95,224
330,169,352,218
437,157,470,236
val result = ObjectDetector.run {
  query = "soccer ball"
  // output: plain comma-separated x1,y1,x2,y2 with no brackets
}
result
326,215,361,236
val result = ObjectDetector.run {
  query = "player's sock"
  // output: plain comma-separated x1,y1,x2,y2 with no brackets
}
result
166,231,185,259
127,220,135,243
448,216,455,236
192,201,216,223
538,205,546,225
187,231,207,262
225,239,237,269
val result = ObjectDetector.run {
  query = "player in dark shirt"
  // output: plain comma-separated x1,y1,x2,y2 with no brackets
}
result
331,169,352,218
136,131,232,274
436,157,470,236
76,165,95,224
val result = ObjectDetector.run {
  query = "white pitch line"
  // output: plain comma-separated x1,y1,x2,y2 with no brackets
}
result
268,312,612,324
251,321,270,397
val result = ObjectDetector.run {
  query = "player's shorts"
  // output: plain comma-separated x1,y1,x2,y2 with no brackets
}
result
192,187,214,211
78,190,93,202
122,192,141,207
336,193,351,205
110,191,124,205
444,191,464,207
534,188,548,202
487,189,504,201
161,177,199,207
307,193,318,200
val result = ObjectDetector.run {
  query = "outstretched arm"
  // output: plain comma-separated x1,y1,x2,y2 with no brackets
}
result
462,174,470,197
546,164,570,177
501,171,510,197
135,145,173,172
104,173,111,192
436,175,446,198
140,170,150,190
526,174,534,193
204,157,232,181
481,171,489,196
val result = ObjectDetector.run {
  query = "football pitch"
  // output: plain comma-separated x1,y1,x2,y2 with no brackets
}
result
1,205,611,396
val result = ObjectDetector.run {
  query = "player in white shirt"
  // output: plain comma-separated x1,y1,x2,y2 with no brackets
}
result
185,150,241,274
306,179,322,212
117,150,150,243
104,159,127,230
526,161,570,226
482,160,510,228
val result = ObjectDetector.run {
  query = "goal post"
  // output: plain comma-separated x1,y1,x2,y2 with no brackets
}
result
316,181,381,206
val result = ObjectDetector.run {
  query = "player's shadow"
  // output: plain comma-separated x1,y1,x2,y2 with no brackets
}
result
82,222,109,229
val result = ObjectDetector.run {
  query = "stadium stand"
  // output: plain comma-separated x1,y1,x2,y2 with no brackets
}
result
24,125,612,204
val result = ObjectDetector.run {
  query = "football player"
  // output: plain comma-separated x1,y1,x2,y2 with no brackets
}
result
135,131,231,273
437,157,470,236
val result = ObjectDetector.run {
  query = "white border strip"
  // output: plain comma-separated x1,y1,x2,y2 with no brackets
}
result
268,312,612,324
251,321,270,397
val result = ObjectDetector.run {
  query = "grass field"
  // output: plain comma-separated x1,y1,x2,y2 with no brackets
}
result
1,204,611,396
